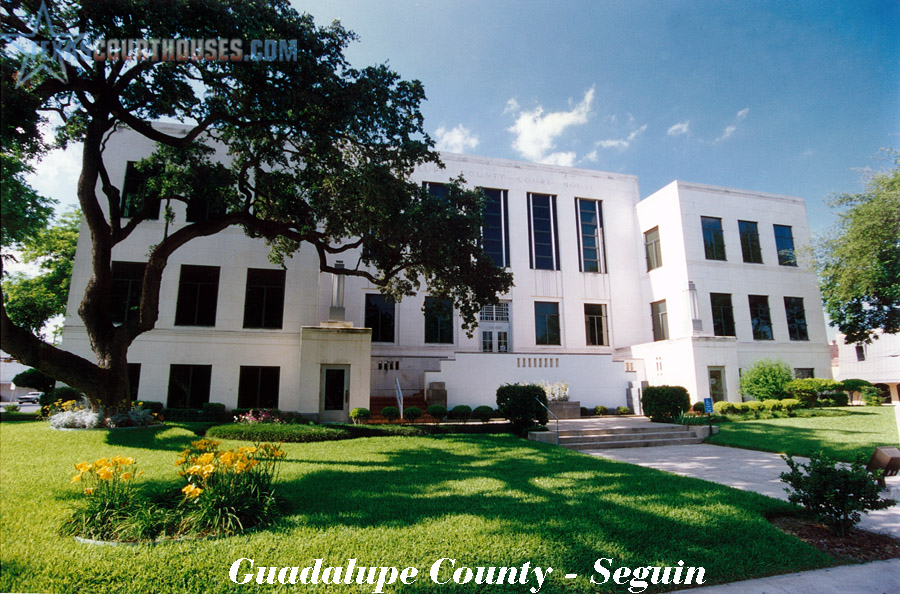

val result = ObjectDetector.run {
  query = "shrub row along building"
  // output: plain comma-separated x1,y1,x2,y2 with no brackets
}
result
61,125,831,421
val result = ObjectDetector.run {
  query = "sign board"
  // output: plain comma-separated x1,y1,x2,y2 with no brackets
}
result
703,397,713,414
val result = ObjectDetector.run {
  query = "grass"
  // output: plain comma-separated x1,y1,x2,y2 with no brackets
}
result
706,406,899,462
0,422,836,594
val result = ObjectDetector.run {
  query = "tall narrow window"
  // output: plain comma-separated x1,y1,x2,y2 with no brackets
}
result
710,293,736,337
748,295,773,340
738,220,763,263
365,294,395,343
784,297,809,341
243,268,286,329
167,364,212,408
584,304,609,346
121,161,160,219
576,199,605,273
128,363,141,401
855,345,866,361
774,224,797,266
650,300,668,341
174,265,220,326
528,193,560,270
534,302,561,345
481,188,510,267
110,261,146,325
644,226,662,271
701,216,726,260
238,366,280,409
424,297,453,344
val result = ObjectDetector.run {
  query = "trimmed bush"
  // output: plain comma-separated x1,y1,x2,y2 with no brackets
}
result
449,405,472,422
403,406,423,422
713,401,735,414
426,404,447,422
137,400,164,413
641,385,690,423
780,452,896,536
862,386,886,406
207,421,514,442
349,408,371,424
12,368,55,393
496,384,548,429
762,399,782,411
785,378,844,408
594,406,608,416
691,401,705,413
381,406,400,422
733,402,749,414
200,402,230,422
780,398,802,413
162,408,200,421
746,401,763,413
580,407,592,417
3,404,21,413
616,406,632,415
841,379,873,403
473,405,494,423
739,358,792,400
829,392,849,407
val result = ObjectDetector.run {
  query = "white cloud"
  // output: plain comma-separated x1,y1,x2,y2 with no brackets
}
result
736,107,750,119
595,123,647,151
715,125,737,143
542,152,577,167
667,121,690,136
714,108,749,143
506,87,594,164
27,142,82,212
434,124,479,154
583,150,599,162
503,98,520,115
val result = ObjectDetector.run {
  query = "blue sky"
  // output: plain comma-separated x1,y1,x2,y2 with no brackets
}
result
293,0,898,233
30,1,898,235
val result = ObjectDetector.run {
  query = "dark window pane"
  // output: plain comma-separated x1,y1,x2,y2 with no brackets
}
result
644,227,662,271
530,194,558,270
774,224,796,266
424,297,453,344
651,300,668,341
578,199,604,273
110,261,146,325
238,366,280,409
121,161,160,219
424,182,448,199
128,363,141,401
167,364,212,408
738,220,763,263
710,293,736,337
784,296,809,341
243,268,286,329
584,304,608,346
175,265,220,326
481,188,509,267
535,301,561,345
749,295,773,340
365,294,395,343
701,216,726,260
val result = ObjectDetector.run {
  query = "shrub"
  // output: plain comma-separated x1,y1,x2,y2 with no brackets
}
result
381,406,400,422
779,398,802,413
616,406,632,415
840,379,873,402
829,392,849,407
780,452,895,536
713,401,735,415
496,384,548,429
594,406,608,416
234,409,283,424
50,407,103,430
3,404,21,413
137,401,164,413
200,402,230,422
641,386,690,423
106,405,157,428
785,378,844,408
473,405,494,423
691,401,705,413
209,423,350,443
403,406,423,422
59,455,143,541
449,405,472,422
580,407,592,417
762,399,782,411
41,387,83,415
746,401,763,412
862,386,886,406
739,358,792,400
12,368,56,393
426,404,447,422
733,402,749,414
349,408,371,424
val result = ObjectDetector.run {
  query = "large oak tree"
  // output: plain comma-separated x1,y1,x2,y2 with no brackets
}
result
0,0,513,410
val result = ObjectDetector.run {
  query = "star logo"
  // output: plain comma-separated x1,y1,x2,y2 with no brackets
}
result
3,0,90,87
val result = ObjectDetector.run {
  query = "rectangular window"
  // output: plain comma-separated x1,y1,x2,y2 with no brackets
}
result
238,366,280,409
480,302,510,322
185,192,225,223
128,363,141,401
174,265,220,326
110,261,146,325
528,193,560,270
749,295,773,340
784,296,809,341
243,268,285,329
701,216,726,260
794,368,814,379
710,293,736,337
584,303,609,346
481,188,510,268
855,345,866,361
121,161,160,219
365,294,395,343
481,331,493,353
576,199,605,273
644,226,662,271
423,181,449,199
166,364,212,408
650,300,668,341
738,220,763,263
424,297,453,344
534,301,561,345
774,224,797,266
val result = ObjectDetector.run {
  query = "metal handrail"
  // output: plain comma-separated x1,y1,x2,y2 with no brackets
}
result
534,397,560,445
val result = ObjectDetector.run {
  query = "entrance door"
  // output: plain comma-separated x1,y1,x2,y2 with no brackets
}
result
708,367,726,402
320,365,349,422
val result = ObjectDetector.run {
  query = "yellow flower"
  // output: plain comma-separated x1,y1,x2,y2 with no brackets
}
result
121,457,135,466
94,458,109,468
201,464,215,478
186,465,202,476
96,468,113,480
74,462,92,473
83,487,94,495
219,451,235,465
121,472,133,481
196,452,215,465
181,483,203,499
70,474,82,483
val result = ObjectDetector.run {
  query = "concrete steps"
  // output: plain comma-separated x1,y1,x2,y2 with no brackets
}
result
530,420,708,450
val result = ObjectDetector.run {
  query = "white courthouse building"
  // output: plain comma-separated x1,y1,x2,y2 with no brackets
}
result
60,126,831,420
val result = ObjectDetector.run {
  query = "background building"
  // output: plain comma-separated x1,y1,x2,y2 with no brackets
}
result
835,332,900,403
59,126,831,419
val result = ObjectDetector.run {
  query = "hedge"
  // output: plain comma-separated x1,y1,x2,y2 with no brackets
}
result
207,421,516,442
641,385,690,422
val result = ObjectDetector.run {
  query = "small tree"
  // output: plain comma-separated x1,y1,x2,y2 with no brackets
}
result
739,359,793,400
780,452,895,536
403,406,422,423
11,368,55,394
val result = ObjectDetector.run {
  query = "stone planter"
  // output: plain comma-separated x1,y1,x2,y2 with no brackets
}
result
548,400,581,420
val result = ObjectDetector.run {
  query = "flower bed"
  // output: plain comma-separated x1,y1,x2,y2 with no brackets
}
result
46,399,161,430
59,439,286,542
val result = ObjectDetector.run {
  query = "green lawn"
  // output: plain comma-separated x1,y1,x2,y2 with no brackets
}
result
707,406,899,462
1,422,835,594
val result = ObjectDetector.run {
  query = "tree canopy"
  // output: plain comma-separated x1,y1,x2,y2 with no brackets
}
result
817,153,900,344
0,0,513,409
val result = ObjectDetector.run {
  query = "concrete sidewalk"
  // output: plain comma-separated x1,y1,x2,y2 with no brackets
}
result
671,559,900,594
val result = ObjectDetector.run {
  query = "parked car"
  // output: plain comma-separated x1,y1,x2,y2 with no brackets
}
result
18,392,42,404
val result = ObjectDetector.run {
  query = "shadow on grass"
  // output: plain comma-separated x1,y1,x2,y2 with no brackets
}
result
103,425,199,452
